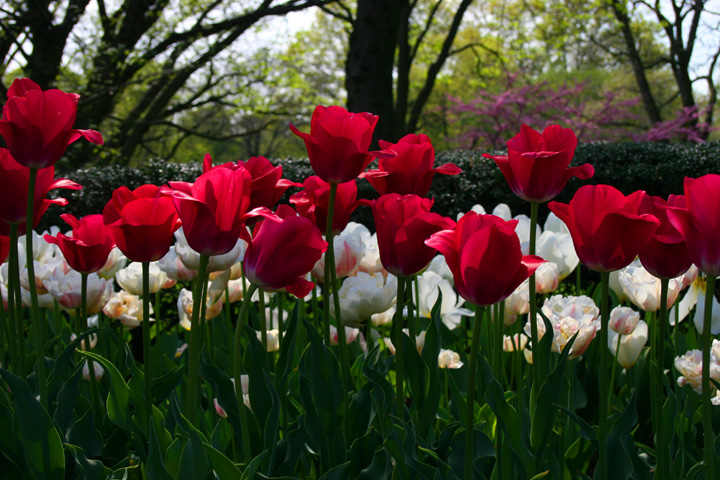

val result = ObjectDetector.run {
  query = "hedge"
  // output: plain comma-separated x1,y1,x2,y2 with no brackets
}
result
40,142,720,232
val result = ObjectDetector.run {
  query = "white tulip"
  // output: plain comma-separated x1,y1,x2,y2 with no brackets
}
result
96,247,128,280
103,291,153,329
413,271,472,330
115,262,168,295
312,228,365,279
43,270,112,314
534,262,560,294
536,230,579,281
608,320,648,369
174,227,247,273
618,263,681,312
503,334,528,352
157,248,196,281
456,203,486,221
526,295,600,358
492,203,512,221
608,306,640,335
330,272,396,326
438,349,464,369
505,279,530,316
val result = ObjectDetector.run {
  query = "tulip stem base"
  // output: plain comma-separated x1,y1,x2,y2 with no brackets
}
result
6,225,20,374
466,305,484,480
528,201,542,407
598,272,610,480
702,274,716,480
141,262,154,430
394,276,407,419
234,283,258,463
655,278,669,479
187,255,209,426
25,167,48,409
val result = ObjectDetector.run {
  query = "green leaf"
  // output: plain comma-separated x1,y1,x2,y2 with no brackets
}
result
318,461,351,480
0,403,28,475
176,427,210,480
0,369,65,480
605,395,638,480
145,421,172,480
68,408,103,457
77,351,133,431
275,302,300,389
297,319,346,454
355,448,392,480
53,365,82,435
262,371,281,475
203,443,243,480
553,404,597,442
479,356,534,477
531,332,577,453
64,443,112,480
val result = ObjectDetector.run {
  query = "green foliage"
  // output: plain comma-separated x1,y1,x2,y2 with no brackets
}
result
40,142,720,234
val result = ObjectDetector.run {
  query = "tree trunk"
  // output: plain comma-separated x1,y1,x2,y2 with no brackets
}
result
345,0,404,146
609,0,662,125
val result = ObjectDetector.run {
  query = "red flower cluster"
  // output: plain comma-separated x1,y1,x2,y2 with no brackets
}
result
427,213,544,306
45,214,115,274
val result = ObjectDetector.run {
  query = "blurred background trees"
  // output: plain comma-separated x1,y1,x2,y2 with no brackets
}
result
1,0,718,169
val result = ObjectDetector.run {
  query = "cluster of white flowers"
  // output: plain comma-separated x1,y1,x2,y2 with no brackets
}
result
675,340,720,404
525,295,600,359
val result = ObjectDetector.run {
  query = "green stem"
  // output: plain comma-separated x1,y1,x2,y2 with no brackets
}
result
393,276,407,418
278,292,284,345
25,167,48,409
234,283,258,463
609,333,622,404
575,264,581,295
496,302,505,389
528,202,541,404
141,262,153,426
407,275,416,347
6,225,19,373
597,272,610,480
80,273,101,419
701,274,716,480
465,305,484,480
516,315,524,414
656,278,669,480
186,254,209,425
324,183,350,385
259,288,267,348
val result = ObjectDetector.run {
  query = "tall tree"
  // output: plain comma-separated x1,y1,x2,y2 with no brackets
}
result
606,0,720,133
342,0,475,144
0,0,338,167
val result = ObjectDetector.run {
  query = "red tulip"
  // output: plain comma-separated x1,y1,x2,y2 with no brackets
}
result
637,194,692,279
548,185,659,272
44,214,115,274
426,212,544,306
103,184,181,263
666,174,720,276
162,164,275,256
290,105,394,184
0,78,103,169
0,235,9,264
373,194,455,277
243,205,327,298
290,176,369,235
203,154,300,211
361,133,461,196
483,124,593,203
0,148,82,236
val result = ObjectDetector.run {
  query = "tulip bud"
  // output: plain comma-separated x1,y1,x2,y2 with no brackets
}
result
609,306,640,335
